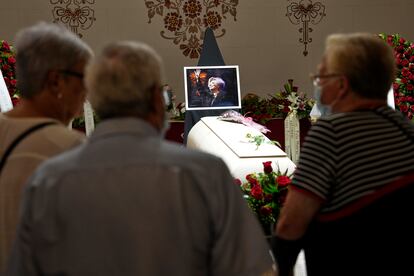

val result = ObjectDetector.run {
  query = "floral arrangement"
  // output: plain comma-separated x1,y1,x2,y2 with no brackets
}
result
379,34,414,121
235,161,292,235
169,102,186,121
241,79,314,124
0,40,19,106
71,111,100,130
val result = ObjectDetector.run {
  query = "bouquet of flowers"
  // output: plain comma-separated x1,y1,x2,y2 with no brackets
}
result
170,102,186,121
235,161,292,235
241,79,314,124
379,33,414,120
0,40,19,106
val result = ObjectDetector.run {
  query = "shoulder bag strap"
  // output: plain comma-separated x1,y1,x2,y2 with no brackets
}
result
0,121,56,172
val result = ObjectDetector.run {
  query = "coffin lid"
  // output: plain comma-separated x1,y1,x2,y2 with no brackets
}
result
199,116,287,158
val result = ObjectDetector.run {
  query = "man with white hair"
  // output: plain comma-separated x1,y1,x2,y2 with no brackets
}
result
7,41,275,276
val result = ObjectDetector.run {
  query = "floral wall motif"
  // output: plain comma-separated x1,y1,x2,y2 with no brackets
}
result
50,0,96,38
286,0,326,56
145,0,238,59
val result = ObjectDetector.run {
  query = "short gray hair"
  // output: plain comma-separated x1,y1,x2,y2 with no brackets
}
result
208,77,225,90
14,21,92,98
325,33,396,100
85,41,164,119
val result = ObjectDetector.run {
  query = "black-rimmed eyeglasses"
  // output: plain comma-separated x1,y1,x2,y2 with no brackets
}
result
310,73,342,86
59,70,84,80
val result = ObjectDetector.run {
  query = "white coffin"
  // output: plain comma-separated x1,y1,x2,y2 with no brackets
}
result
187,116,296,180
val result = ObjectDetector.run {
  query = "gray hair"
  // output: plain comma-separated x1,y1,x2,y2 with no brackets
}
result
85,41,164,119
14,21,92,98
208,77,225,90
325,33,396,100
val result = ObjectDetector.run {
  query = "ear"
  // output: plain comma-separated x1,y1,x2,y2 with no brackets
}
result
147,85,165,130
44,70,63,97
337,76,350,99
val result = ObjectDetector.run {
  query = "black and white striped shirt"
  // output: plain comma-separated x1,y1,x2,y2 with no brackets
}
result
293,106,414,214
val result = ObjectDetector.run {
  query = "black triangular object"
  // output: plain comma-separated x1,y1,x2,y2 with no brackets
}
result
197,28,225,66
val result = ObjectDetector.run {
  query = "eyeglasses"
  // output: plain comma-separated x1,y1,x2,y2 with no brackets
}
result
310,73,342,86
59,70,84,80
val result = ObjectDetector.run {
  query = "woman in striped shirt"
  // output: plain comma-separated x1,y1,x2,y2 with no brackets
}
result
273,33,414,276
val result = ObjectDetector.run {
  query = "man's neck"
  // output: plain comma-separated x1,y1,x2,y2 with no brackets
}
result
333,91,387,112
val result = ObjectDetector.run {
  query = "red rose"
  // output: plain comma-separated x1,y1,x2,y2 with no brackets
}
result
234,178,242,186
7,57,16,64
277,175,291,187
260,205,273,216
400,105,409,112
407,84,414,91
262,161,273,174
2,64,10,72
251,185,263,200
393,83,400,91
246,174,258,186
264,193,273,202
11,97,19,107
2,41,10,51
9,79,17,86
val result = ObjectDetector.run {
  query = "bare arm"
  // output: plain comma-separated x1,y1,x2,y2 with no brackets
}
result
276,188,323,240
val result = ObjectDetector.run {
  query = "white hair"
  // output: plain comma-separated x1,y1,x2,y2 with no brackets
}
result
85,41,164,119
208,77,225,90
15,21,92,98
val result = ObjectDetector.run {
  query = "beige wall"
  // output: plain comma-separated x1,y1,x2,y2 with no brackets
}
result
0,0,412,103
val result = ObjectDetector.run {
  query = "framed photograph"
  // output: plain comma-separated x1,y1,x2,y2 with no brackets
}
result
183,65,241,110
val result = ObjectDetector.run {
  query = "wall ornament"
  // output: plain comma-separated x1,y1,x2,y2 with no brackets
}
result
50,0,96,38
286,0,326,56
145,0,238,59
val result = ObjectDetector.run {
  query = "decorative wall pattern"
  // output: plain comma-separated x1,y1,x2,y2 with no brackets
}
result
286,0,326,56
50,0,96,38
145,0,238,59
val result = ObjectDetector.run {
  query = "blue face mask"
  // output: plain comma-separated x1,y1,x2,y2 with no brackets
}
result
313,84,332,117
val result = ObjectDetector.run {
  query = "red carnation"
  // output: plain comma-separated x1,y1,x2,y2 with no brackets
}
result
277,175,291,187
262,161,273,174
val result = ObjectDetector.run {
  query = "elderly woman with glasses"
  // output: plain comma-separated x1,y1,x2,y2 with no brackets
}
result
0,22,92,272
272,33,414,276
